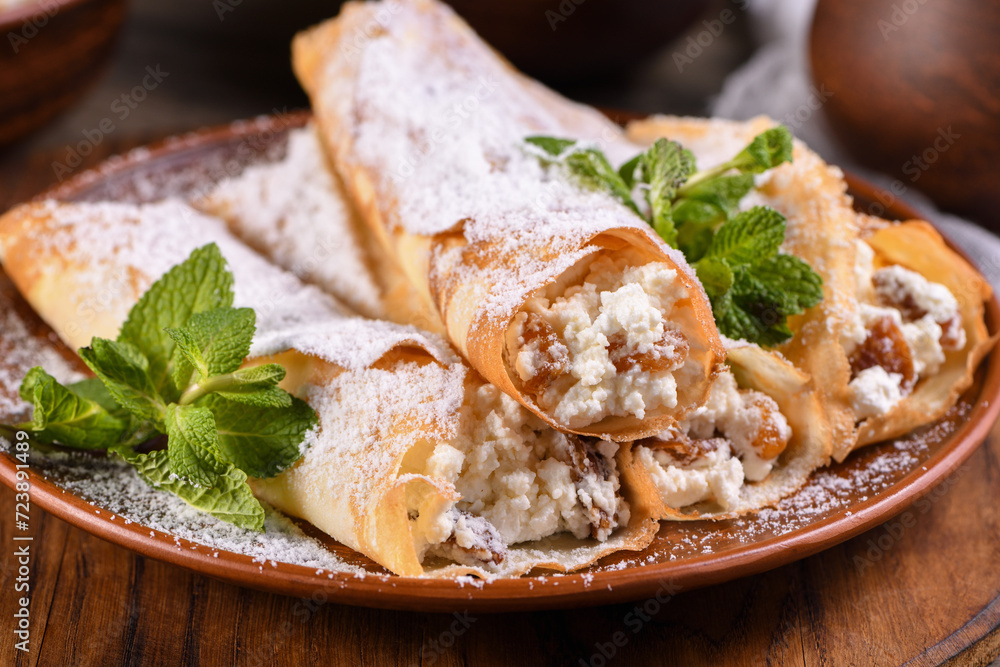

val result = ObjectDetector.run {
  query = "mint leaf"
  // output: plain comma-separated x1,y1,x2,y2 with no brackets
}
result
17,367,127,449
618,154,642,188
678,127,793,195
214,365,291,407
676,220,715,262
715,271,796,345
167,307,255,388
165,404,228,487
122,449,265,531
564,149,639,214
177,363,289,407
63,378,123,414
202,394,316,479
525,135,577,157
118,243,234,401
641,139,695,203
679,173,754,218
752,253,824,313
79,338,166,426
525,136,639,214
672,199,725,227
228,364,286,386
639,139,696,248
733,126,793,174
217,387,293,408
706,207,785,267
694,257,733,299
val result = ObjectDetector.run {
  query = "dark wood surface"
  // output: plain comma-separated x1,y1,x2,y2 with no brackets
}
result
1,134,1000,667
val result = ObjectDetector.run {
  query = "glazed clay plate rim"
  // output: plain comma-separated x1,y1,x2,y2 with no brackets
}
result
1,112,998,612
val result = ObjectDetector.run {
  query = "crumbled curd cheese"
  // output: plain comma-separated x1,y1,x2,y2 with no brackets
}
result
509,254,689,428
850,366,904,420
681,373,789,483
636,370,792,511
845,241,965,419
410,383,627,563
634,445,743,510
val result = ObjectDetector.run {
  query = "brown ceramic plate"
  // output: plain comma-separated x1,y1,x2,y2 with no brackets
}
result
1,112,998,612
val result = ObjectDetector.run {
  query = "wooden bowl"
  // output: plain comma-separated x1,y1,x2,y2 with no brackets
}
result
0,0,127,147
444,0,710,82
809,0,1000,228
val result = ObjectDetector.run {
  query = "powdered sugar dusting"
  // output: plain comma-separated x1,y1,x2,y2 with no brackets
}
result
197,125,385,320
0,297,84,423
19,199,459,372
312,0,703,326
20,448,370,575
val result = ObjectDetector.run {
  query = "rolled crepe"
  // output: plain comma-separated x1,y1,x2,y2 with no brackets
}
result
0,199,661,577
200,126,832,520
633,342,830,520
291,0,725,441
627,115,994,460
848,219,994,447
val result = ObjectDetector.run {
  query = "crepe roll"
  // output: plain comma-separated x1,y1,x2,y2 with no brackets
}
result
627,115,994,460
292,0,725,440
0,199,660,577
202,125,834,518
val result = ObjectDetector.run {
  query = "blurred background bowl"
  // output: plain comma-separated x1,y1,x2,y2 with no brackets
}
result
445,0,710,82
810,0,1000,226
0,0,127,147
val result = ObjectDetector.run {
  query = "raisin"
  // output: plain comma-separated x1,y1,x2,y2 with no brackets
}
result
851,316,917,393
608,327,689,373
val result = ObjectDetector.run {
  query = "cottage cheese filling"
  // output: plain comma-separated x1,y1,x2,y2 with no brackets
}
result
845,241,965,420
407,384,628,568
636,371,792,511
507,253,692,429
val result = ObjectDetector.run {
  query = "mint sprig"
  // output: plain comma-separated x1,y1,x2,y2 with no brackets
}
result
8,244,318,531
524,126,823,345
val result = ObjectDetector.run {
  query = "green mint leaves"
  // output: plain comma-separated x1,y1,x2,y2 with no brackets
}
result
18,369,129,449
12,244,318,531
118,244,235,402
694,208,823,346
525,126,823,346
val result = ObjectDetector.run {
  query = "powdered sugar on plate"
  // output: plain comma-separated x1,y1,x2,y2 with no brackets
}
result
0,295,84,423
18,447,372,576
